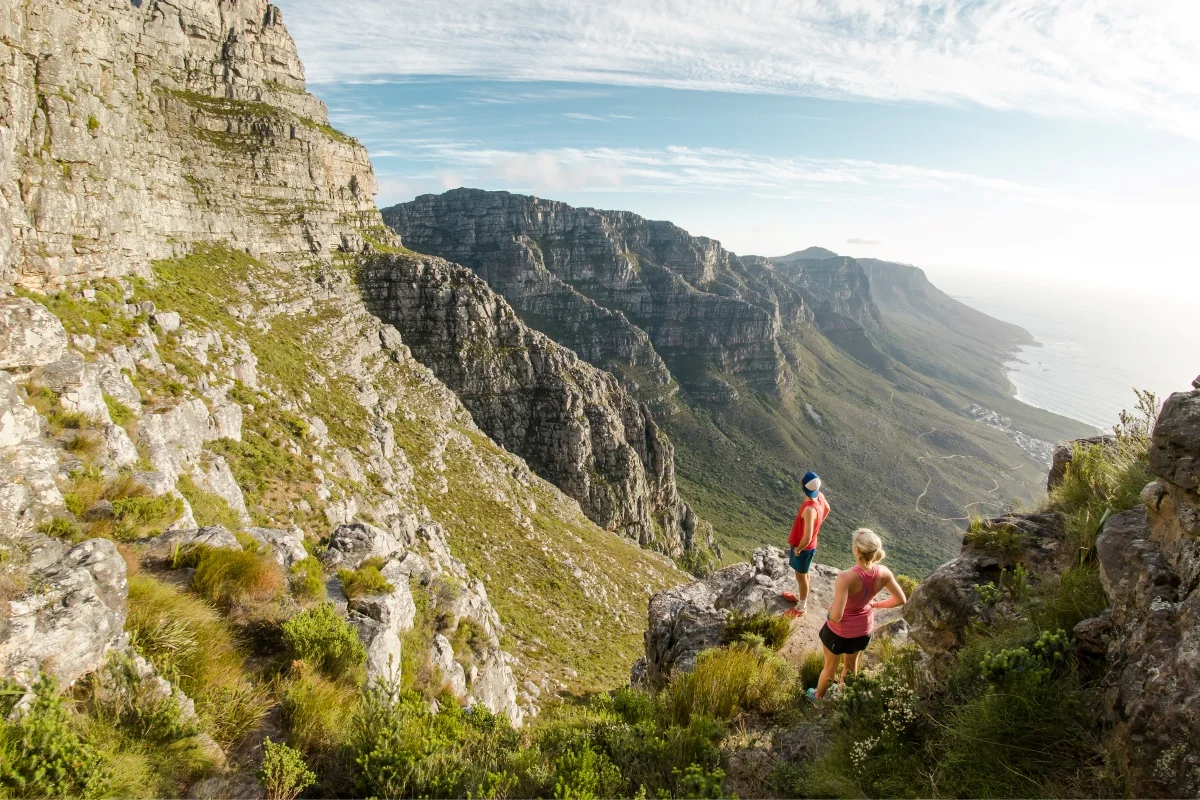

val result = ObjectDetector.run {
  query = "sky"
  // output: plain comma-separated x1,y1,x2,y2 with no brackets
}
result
276,0,1200,303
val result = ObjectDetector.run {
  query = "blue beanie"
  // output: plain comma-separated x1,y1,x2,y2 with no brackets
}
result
802,471,821,499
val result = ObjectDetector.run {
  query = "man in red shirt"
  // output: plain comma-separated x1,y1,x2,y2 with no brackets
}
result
782,471,830,617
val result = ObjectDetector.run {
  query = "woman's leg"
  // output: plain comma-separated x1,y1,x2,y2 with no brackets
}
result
816,646,839,699
845,651,862,677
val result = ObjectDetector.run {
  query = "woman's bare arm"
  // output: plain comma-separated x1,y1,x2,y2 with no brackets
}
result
870,567,908,610
828,572,851,622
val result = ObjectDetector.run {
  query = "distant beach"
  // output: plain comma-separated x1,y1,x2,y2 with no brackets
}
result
925,271,1198,431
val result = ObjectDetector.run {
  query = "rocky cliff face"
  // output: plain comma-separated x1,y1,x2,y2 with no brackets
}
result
0,0,687,769
382,189,795,404
0,0,382,289
360,252,712,558
1095,390,1200,797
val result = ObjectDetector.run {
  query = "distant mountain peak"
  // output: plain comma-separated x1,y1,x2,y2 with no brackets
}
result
774,246,840,262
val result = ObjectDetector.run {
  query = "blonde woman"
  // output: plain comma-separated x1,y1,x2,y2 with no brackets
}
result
808,529,907,700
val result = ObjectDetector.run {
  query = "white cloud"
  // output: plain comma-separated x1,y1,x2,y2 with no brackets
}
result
278,0,1200,140
397,142,1108,211
564,112,606,121
846,237,885,246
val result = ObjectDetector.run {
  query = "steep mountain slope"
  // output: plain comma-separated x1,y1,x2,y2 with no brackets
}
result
384,191,1092,573
0,2,687,789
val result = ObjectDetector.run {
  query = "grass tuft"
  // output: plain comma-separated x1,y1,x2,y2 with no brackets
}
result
189,546,284,607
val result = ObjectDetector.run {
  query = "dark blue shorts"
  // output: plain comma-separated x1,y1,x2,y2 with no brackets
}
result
789,548,816,573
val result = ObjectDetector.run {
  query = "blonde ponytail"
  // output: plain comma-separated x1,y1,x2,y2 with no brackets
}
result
853,528,886,565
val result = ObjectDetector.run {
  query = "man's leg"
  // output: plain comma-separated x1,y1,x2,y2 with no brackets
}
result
794,570,810,615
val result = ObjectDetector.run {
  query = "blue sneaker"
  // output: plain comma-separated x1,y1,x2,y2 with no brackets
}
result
806,687,818,702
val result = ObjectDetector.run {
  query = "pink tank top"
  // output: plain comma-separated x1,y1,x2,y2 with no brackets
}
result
827,565,879,639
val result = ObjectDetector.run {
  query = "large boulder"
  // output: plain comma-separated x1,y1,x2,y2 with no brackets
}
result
138,525,242,560
905,512,1066,658
1148,390,1200,491
642,547,846,686
1,539,128,687
0,297,67,370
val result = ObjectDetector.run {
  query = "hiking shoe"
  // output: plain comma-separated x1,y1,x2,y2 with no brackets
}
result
806,687,818,702
781,591,799,603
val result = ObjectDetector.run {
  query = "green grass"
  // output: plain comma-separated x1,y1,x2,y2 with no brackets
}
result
188,546,284,608
175,474,241,530
126,574,270,751
16,281,139,341
722,610,792,650
63,469,183,541
103,393,136,431
658,643,796,726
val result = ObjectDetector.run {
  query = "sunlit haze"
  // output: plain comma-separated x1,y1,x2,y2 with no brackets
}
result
278,0,1200,305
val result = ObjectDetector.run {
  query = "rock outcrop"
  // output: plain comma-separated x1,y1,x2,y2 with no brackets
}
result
905,512,1069,657
0,0,381,289
360,252,712,557
1,538,128,687
382,189,794,402
1093,389,1200,798
639,546,901,686
323,518,525,724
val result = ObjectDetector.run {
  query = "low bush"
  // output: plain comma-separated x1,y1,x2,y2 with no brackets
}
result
190,546,284,607
280,668,358,766
0,675,110,798
722,610,792,650
36,516,81,540
338,558,394,600
258,737,316,800
289,555,326,601
282,603,367,682
103,393,136,430
64,469,182,540
65,430,104,458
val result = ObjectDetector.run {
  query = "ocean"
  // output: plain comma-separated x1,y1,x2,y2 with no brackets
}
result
922,271,1199,432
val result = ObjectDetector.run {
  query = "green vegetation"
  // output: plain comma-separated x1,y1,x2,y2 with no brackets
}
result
659,643,795,725
282,603,367,683
126,574,270,750
63,468,183,541
772,398,1154,799
722,610,792,650
258,738,316,800
337,557,394,600
289,556,326,601
16,281,139,341
175,474,242,530
87,115,100,131
797,650,824,691
103,393,136,431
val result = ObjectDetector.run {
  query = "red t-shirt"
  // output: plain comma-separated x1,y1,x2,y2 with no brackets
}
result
788,495,829,551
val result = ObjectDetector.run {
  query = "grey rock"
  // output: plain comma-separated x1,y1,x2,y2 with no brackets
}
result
348,612,402,687
0,297,67,369
151,311,181,333
432,634,468,697
244,526,308,569
0,371,42,448
1,539,128,688
1148,389,1200,491
139,525,241,560
322,521,404,569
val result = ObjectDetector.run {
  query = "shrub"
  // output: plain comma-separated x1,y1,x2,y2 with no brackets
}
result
65,470,182,540
798,649,824,690
258,738,316,800
282,603,367,682
0,675,110,798
659,643,796,725
176,475,242,530
895,573,919,598
281,668,357,761
722,610,792,650
81,653,195,745
289,556,326,601
963,518,1025,556
190,546,284,607
338,561,394,600
36,516,80,540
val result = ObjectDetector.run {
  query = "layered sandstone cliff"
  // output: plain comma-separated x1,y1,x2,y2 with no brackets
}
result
382,189,795,403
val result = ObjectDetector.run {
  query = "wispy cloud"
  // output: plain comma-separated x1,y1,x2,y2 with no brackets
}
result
380,141,1108,209
564,112,606,121
847,237,885,246
279,0,1200,140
